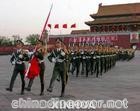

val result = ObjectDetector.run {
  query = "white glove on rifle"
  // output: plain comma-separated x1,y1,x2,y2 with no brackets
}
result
52,58,56,63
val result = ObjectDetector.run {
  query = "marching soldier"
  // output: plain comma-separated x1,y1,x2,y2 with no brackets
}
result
90,46,96,75
85,45,91,77
71,45,81,77
94,45,100,77
61,42,69,84
6,40,29,95
127,49,135,60
80,45,86,75
47,38,67,97
25,39,47,96
67,46,73,73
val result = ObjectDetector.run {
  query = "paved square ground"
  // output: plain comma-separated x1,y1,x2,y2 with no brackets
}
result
0,51,140,111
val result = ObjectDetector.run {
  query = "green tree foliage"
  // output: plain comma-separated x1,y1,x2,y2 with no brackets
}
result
12,35,22,45
25,34,39,45
0,36,13,46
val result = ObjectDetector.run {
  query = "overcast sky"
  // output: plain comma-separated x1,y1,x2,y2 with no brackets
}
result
0,0,139,38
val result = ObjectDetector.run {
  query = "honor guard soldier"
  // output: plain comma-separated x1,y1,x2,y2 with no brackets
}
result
67,46,73,73
85,45,92,77
47,38,67,97
71,45,81,77
80,45,86,75
90,46,96,75
6,40,29,95
127,49,135,60
25,39,47,96
94,45,100,78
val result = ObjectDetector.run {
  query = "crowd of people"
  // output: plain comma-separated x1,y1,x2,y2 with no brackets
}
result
5,38,135,97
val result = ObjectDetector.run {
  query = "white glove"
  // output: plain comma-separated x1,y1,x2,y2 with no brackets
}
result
52,58,56,63
19,54,23,59
61,51,65,56
11,61,15,65
28,51,34,56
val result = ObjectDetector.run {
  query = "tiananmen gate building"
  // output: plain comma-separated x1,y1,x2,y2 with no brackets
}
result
48,3,140,49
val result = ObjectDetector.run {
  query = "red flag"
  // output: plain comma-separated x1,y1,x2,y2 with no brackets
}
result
48,24,51,29
25,4,53,79
54,24,59,28
63,24,67,28
26,57,40,79
71,23,76,28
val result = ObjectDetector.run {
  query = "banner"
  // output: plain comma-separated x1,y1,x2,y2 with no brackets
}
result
67,35,117,44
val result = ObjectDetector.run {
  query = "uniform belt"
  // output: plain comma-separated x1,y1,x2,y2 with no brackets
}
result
73,57,76,59
87,57,91,59
93,57,96,59
83,57,86,59
56,59,65,63
16,61,24,64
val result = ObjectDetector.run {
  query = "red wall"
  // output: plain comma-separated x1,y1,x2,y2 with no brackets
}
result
113,35,131,48
47,34,140,49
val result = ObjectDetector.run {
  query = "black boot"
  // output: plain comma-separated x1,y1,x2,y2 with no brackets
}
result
21,83,25,95
60,92,65,97
25,79,33,91
60,84,65,97
21,91,24,95
40,84,44,96
25,87,31,91
47,80,53,92
47,87,53,92
6,88,12,92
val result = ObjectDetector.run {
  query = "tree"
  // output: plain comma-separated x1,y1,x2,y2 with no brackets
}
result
0,36,13,46
12,35,22,45
25,34,39,45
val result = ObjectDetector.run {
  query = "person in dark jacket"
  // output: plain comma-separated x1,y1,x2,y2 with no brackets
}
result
6,40,29,95
47,38,68,97
25,39,47,96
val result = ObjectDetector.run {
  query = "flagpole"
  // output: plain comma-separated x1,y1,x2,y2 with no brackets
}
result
40,4,53,40
25,4,53,78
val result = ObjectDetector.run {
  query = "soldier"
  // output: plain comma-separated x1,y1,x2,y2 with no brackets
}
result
6,40,29,95
80,45,86,75
60,42,69,84
67,46,73,73
104,46,109,72
90,45,97,75
47,38,67,97
85,45,91,77
99,45,104,76
25,39,47,96
94,45,100,77
71,45,81,77
127,49,135,60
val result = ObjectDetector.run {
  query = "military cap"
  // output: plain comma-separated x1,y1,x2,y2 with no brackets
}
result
15,40,24,45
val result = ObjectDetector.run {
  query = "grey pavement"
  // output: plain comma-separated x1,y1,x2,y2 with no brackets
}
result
0,51,140,111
